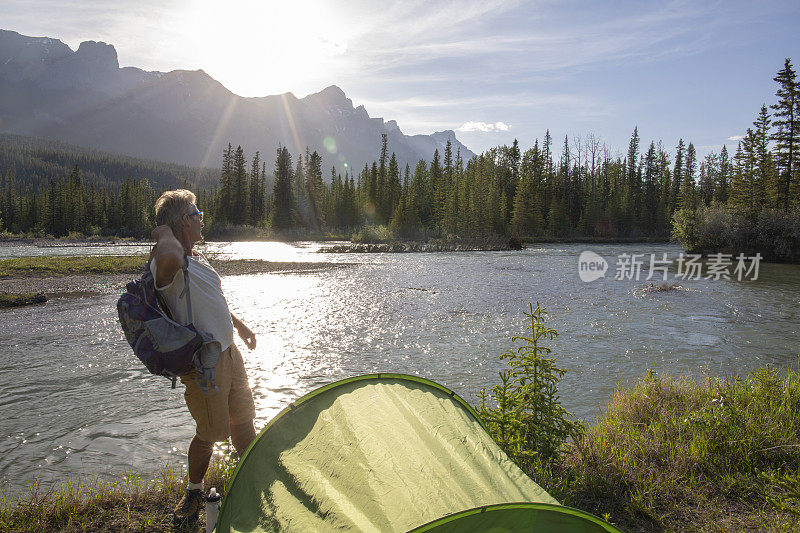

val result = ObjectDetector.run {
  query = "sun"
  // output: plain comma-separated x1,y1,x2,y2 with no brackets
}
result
178,0,348,97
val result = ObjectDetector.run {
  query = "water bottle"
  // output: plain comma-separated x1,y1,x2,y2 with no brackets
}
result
205,487,221,533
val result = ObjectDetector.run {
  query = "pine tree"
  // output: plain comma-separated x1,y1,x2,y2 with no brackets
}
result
249,151,262,225
271,146,297,230
698,152,718,207
217,143,234,223
387,152,401,221
680,142,698,209
770,58,799,209
378,134,388,221
626,128,641,222
3,170,18,232
671,139,685,212
305,150,325,230
231,146,248,225
294,153,310,227
753,105,777,207
642,141,659,227
430,149,444,226
715,145,731,204
730,136,761,212
511,143,544,237
412,160,431,227
655,143,672,234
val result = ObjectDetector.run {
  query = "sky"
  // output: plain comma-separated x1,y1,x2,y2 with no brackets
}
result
2,0,799,159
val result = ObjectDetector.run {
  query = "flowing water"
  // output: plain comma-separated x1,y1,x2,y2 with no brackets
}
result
1,242,798,496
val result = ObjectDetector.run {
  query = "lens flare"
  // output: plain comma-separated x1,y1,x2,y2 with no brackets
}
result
323,136,337,154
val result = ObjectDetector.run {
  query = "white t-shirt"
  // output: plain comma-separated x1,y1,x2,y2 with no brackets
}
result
150,253,234,351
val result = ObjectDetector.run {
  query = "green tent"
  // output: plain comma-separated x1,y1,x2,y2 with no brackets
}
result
216,374,620,532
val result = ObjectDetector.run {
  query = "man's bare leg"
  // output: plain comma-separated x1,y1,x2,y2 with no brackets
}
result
231,420,256,456
187,435,214,484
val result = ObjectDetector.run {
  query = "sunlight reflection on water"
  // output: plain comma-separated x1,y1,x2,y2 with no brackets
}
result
202,240,335,261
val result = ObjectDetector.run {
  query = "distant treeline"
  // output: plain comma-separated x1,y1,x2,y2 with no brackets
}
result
211,131,693,241
1,60,798,252
0,133,219,190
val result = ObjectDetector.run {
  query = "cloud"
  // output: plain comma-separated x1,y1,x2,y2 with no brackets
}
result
727,135,744,141
458,121,511,132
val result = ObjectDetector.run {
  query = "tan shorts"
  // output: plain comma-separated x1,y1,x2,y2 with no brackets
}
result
181,343,256,443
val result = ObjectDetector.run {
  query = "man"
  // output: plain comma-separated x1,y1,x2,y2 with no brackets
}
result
151,189,257,524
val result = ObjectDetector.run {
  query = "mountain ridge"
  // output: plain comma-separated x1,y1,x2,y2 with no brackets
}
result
0,29,474,174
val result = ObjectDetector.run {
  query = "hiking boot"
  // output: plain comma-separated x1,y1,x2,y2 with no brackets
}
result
173,488,205,525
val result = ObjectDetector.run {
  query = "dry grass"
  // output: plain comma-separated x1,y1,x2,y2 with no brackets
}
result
0,452,236,532
0,256,148,278
530,368,800,532
0,255,348,280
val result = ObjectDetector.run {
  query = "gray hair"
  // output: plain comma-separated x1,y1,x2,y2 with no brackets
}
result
154,189,196,239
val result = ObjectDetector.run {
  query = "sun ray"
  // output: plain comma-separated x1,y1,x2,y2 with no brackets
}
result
199,93,239,172
280,93,304,158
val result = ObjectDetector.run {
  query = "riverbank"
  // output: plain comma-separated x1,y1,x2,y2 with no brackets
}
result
1,367,796,532
321,236,672,253
1,233,672,252
0,255,352,304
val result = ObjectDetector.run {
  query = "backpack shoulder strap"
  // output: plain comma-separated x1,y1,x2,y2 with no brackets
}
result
146,245,156,270
181,255,194,324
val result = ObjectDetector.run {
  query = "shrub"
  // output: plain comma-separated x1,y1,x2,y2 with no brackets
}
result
672,205,800,261
477,302,583,468
351,224,394,243
671,207,701,252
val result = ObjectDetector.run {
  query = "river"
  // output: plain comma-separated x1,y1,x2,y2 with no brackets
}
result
1,241,798,496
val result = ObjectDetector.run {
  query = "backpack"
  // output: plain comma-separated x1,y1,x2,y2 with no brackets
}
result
117,252,219,391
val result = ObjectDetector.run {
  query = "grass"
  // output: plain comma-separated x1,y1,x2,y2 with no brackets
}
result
0,255,148,277
0,255,345,280
0,292,47,307
0,450,236,532
525,367,800,532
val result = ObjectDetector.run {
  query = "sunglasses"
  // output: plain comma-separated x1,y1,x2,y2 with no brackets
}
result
187,210,203,219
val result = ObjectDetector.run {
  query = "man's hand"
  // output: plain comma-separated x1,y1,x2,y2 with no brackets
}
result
232,314,256,350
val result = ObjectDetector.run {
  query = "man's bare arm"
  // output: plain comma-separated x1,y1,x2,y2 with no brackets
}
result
151,225,184,288
232,313,256,350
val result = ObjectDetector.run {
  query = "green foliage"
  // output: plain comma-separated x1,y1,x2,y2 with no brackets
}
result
478,302,583,468
533,367,800,532
671,207,701,252
672,204,800,261
767,472,800,519
351,224,394,243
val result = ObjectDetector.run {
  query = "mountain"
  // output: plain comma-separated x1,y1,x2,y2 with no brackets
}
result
0,29,474,174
